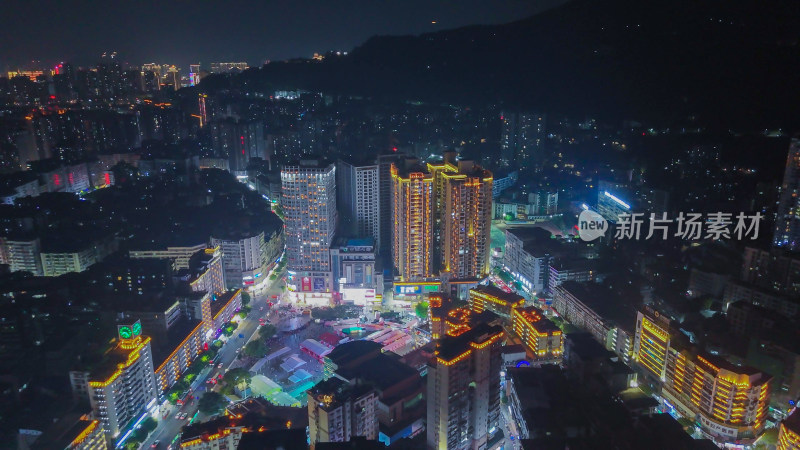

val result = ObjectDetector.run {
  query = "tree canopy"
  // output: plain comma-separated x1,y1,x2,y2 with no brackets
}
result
414,301,429,320
244,339,268,358
258,323,277,339
198,392,227,415
223,368,252,387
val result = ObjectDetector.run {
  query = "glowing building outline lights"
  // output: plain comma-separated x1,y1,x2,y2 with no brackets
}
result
635,313,670,380
436,349,473,366
390,163,434,280
427,323,504,449
76,326,158,440
443,306,481,337
154,320,205,393
634,308,771,441
469,332,504,350
181,438,202,447
469,285,525,318
603,191,631,210
427,160,493,279
88,336,152,388
70,419,100,447
777,411,800,450
511,306,563,359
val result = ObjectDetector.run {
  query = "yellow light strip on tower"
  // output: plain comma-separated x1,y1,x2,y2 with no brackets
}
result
70,420,99,446
437,349,472,366
89,337,152,388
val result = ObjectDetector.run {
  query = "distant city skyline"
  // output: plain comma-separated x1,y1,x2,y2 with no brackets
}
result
0,0,566,69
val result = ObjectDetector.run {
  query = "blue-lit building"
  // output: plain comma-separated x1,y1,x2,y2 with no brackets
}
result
597,181,632,223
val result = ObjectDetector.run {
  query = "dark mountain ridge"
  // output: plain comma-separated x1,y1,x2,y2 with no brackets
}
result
222,0,800,130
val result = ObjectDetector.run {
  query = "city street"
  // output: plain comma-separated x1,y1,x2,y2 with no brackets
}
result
499,401,521,450
139,267,286,449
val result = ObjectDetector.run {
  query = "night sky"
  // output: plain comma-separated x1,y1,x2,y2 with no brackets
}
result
0,0,565,70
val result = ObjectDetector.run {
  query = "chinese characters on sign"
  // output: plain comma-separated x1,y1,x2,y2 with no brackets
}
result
614,212,763,240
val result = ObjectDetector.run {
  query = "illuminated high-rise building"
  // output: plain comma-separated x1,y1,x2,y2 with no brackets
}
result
438,161,493,278
337,159,381,249
198,94,207,127
634,307,672,380
500,112,545,169
140,63,161,92
634,308,771,441
377,152,406,256
428,157,492,276
391,161,433,281
427,156,454,253
391,156,492,280
69,321,157,441
165,65,180,90
774,138,800,250
426,322,504,450
778,409,800,450
662,352,770,441
282,161,337,293
189,64,201,86
307,377,378,449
